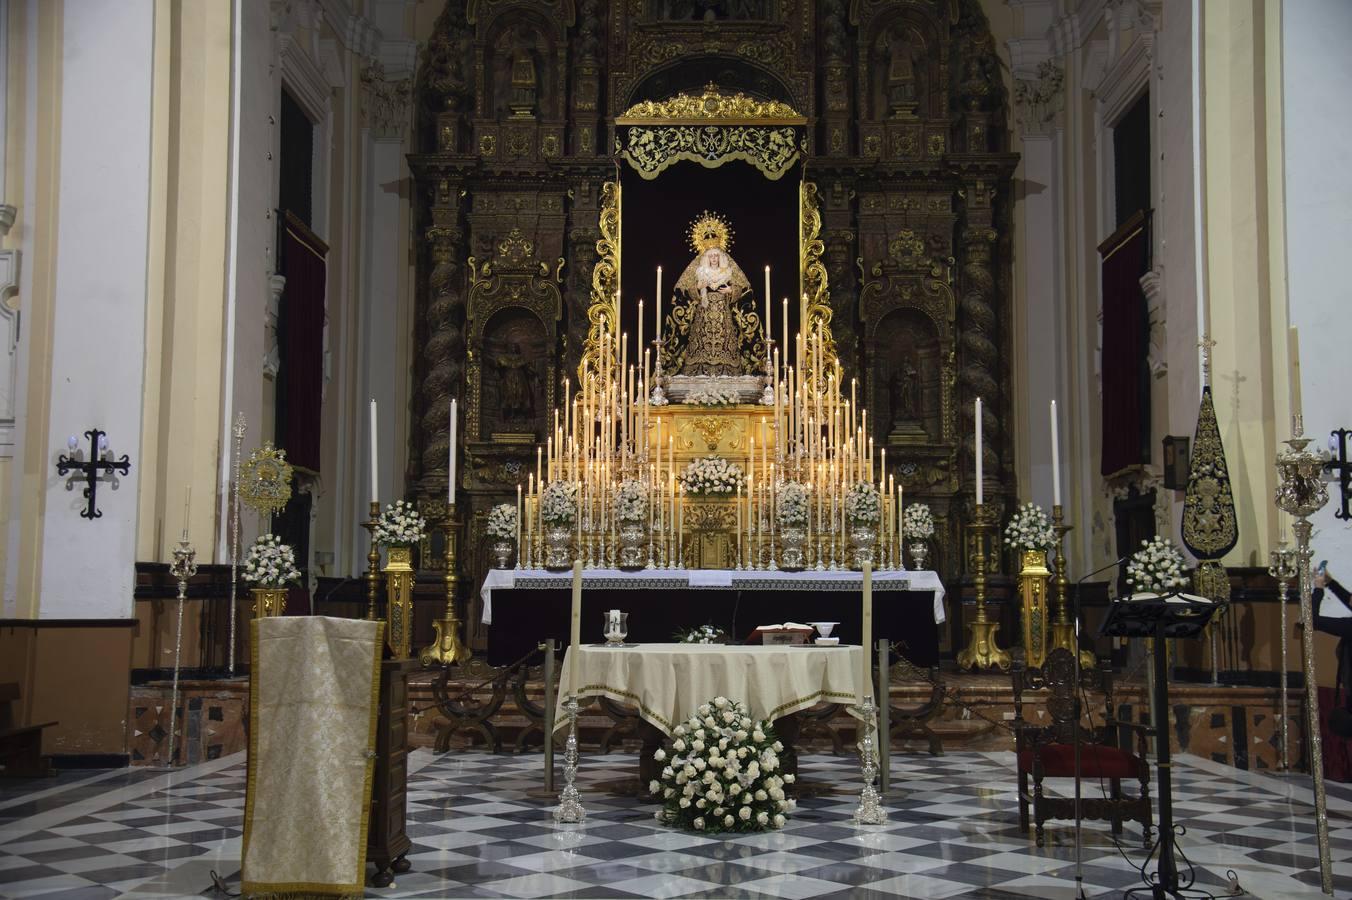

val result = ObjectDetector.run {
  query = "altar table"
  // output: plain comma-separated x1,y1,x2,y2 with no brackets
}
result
553,643,865,737
481,568,946,668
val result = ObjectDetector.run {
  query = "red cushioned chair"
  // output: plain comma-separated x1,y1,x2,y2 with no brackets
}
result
1012,647,1152,848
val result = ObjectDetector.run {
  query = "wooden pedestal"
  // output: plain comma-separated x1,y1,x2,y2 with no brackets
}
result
368,660,418,887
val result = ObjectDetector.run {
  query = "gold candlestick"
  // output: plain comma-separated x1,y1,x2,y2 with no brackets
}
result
1049,504,1094,669
422,503,472,666
361,500,381,621
957,505,1010,671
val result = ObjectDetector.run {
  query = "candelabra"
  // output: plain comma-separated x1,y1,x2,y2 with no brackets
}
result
360,500,382,621
1268,539,1297,772
1274,416,1333,895
853,695,887,825
553,696,587,824
422,503,472,667
1049,505,1094,670
165,538,197,767
958,505,1011,671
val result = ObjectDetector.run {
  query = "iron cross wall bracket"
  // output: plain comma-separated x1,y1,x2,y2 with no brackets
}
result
55,428,131,520
1327,428,1352,521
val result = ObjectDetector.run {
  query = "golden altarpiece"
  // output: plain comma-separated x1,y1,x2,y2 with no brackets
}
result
406,0,1018,654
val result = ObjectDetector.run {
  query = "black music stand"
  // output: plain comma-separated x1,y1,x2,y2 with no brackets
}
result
1101,593,1218,900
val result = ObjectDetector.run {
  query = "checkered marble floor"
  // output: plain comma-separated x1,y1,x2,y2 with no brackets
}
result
0,749,1346,899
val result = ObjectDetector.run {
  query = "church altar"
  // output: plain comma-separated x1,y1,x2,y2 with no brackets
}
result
480,567,945,668
554,643,865,737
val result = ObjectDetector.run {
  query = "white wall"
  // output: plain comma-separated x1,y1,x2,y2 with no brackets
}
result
38,2,154,617
1283,0,1352,567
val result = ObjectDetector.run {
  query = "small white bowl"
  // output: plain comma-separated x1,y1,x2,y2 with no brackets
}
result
814,637,840,646
808,621,840,639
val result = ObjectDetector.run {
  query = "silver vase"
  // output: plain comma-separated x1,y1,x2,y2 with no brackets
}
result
618,520,645,570
780,524,806,570
908,540,929,571
492,539,513,569
545,524,573,570
850,523,877,569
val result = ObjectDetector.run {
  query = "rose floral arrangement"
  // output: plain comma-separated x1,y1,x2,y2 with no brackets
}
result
776,481,809,529
373,500,427,546
687,384,741,407
486,503,517,540
651,696,796,833
902,503,935,540
679,455,747,496
243,533,302,588
541,480,579,525
1126,536,1189,594
673,623,728,644
1004,502,1056,553
613,479,649,523
844,481,880,526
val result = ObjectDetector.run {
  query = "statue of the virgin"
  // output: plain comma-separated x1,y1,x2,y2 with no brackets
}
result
674,212,752,377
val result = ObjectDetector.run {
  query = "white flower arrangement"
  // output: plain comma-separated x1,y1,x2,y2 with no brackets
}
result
541,480,579,525
486,503,517,540
673,624,728,644
652,696,795,833
242,533,301,588
902,503,935,540
1126,536,1189,594
613,479,649,523
687,384,741,406
844,481,880,526
373,500,427,546
776,481,809,529
679,455,747,496
1003,502,1056,553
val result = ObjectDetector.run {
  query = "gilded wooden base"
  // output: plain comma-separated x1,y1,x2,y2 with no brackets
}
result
421,615,472,666
957,620,1011,671
1018,550,1051,669
250,587,287,618
384,545,415,659
1049,622,1096,670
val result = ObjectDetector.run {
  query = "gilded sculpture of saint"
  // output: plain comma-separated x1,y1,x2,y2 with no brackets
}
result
674,212,752,377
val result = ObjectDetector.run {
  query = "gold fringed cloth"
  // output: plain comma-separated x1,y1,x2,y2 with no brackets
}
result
241,616,383,899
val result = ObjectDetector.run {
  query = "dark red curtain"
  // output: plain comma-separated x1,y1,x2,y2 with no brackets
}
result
1318,686,1352,782
1099,223,1150,475
278,217,327,473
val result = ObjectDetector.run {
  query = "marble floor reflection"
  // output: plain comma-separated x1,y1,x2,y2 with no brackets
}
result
0,747,1345,898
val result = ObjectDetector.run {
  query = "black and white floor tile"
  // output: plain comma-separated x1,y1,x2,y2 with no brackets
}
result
0,749,1345,898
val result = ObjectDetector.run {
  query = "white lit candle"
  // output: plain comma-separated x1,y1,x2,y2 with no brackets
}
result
516,483,523,559
861,561,873,703
1050,399,1061,507
449,398,458,505
569,559,583,686
764,266,771,341
656,266,663,345
1289,327,1303,423
975,397,984,507
182,485,191,541
369,398,379,504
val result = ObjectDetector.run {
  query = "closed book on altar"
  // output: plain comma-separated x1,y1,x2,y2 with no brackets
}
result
749,623,814,645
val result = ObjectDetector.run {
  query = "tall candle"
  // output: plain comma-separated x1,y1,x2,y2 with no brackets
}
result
656,267,664,346
182,484,191,540
861,561,873,702
781,298,788,373
369,399,379,503
638,299,644,368
449,398,458,503
975,397,984,506
764,266,771,340
1289,326,1303,422
517,483,523,559
569,560,583,686
1050,399,1061,507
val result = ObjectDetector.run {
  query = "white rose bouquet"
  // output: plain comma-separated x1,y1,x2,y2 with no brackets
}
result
486,503,517,540
687,384,740,406
242,533,301,588
776,481,809,529
1126,536,1189,594
373,499,427,546
1004,502,1056,553
541,480,579,525
902,503,935,540
679,456,747,496
673,623,728,644
652,696,796,833
613,479,649,523
844,481,880,526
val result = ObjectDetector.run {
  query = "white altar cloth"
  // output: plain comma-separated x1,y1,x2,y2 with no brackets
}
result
554,643,865,736
481,567,946,626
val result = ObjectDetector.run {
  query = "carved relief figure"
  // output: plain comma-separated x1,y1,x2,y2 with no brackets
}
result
497,342,534,420
493,27,545,119
877,26,923,117
674,213,752,377
890,358,920,424
482,311,547,436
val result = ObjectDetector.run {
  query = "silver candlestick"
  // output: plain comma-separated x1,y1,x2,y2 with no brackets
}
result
1274,416,1333,895
166,538,197,767
553,696,587,824
853,695,888,825
1268,540,1297,772
227,412,246,676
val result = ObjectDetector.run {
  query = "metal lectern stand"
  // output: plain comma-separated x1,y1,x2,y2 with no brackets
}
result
1101,594,1218,900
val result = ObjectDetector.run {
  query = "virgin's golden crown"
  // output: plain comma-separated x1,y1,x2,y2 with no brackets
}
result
687,211,734,253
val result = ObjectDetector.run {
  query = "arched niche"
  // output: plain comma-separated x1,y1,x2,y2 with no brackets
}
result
480,10,565,121
860,10,944,122
626,55,797,109
871,308,944,444
478,307,551,440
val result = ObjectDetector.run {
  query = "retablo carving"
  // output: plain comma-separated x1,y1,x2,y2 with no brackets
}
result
617,84,805,123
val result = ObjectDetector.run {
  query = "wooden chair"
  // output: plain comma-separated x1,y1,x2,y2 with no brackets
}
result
0,682,57,777
1011,647,1152,847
